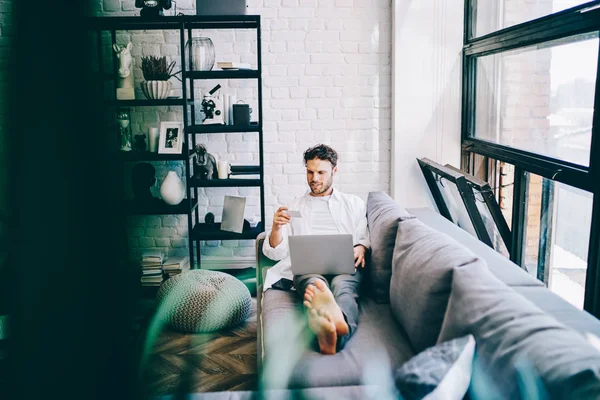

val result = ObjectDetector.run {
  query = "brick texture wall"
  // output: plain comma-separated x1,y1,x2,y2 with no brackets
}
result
94,0,392,264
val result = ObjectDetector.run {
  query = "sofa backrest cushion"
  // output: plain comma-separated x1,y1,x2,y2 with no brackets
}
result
407,207,542,288
366,191,415,303
390,217,487,353
438,262,600,399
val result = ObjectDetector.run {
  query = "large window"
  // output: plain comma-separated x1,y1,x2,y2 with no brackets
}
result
472,0,594,38
461,0,600,315
522,176,593,308
474,33,598,166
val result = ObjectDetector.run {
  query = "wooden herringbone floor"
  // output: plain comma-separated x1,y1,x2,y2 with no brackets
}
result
142,299,257,395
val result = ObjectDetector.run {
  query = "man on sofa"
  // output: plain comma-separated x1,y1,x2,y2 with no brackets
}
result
262,144,370,355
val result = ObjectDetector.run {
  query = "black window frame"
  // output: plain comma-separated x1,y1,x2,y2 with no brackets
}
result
418,158,511,257
461,0,600,316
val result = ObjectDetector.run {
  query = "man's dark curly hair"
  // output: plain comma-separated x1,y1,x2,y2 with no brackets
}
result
303,144,338,168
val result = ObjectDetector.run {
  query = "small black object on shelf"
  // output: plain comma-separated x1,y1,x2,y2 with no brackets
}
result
133,134,147,152
132,162,158,203
205,212,215,226
135,0,172,17
233,102,252,126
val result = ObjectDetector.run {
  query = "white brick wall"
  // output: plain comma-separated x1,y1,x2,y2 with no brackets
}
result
99,0,392,264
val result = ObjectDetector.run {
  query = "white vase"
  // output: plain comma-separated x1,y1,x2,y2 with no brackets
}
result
140,80,172,100
160,171,185,205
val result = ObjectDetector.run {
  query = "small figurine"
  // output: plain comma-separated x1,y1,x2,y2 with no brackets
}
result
135,0,172,17
117,109,132,152
193,144,218,180
113,42,134,100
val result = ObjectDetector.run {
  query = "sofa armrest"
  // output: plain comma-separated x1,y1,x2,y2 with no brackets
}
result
256,231,277,374
256,232,277,290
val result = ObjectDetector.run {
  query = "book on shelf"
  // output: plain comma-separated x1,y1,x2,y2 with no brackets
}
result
141,261,162,268
141,281,162,287
229,174,260,180
141,268,162,275
141,275,163,283
163,256,190,271
217,62,252,70
166,266,190,278
141,249,163,263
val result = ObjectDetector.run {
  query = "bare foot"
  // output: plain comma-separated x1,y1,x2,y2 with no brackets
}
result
304,279,349,337
303,284,316,309
308,309,337,355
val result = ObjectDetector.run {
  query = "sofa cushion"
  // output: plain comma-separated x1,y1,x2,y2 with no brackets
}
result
438,262,600,399
513,286,600,338
395,335,475,400
261,288,414,389
407,207,543,288
156,386,383,400
390,217,487,353
366,192,415,303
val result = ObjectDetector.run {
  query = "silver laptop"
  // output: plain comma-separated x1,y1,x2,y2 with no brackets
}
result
289,234,355,276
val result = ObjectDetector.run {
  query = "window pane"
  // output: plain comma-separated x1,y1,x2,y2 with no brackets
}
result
498,161,515,230
434,173,478,238
472,187,510,258
473,0,592,38
474,33,599,166
523,173,592,309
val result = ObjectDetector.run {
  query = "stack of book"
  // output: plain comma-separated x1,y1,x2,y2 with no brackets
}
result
163,256,190,279
140,250,164,287
217,61,252,70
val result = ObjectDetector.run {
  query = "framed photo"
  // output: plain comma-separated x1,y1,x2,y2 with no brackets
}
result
158,121,184,154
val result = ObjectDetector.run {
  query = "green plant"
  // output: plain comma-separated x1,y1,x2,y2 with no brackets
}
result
141,56,177,81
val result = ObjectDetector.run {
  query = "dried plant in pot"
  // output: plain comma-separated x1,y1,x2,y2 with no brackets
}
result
140,56,177,100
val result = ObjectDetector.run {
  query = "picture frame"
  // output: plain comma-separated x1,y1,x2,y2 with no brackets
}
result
158,121,184,154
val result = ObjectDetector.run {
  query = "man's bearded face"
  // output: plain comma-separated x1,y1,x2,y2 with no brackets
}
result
306,158,336,196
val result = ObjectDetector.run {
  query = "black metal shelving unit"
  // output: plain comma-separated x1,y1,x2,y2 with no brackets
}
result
186,123,260,134
183,16,265,269
191,224,263,241
91,15,265,270
124,198,199,215
107,99,186,107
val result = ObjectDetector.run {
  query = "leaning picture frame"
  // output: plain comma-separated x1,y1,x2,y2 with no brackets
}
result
158,121,184,154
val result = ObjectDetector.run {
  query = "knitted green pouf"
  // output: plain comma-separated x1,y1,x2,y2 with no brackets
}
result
156,270,252,333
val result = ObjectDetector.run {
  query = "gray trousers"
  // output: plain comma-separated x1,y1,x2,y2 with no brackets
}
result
293,269,361,352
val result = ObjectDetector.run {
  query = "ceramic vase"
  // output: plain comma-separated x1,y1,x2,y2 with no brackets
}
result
140,80,172,100
160,171,185,205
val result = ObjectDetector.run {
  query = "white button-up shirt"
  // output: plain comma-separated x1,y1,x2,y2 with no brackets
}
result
262,188,370,290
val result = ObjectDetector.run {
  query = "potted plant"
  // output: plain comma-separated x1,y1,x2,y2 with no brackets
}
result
140,56,177,100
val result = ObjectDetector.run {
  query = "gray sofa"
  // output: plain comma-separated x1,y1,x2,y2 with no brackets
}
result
254,192,600,398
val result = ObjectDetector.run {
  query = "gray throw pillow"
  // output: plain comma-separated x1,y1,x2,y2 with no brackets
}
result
395,335,476,400
390,217,486,353
366,191,414,303
438,263,600,399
